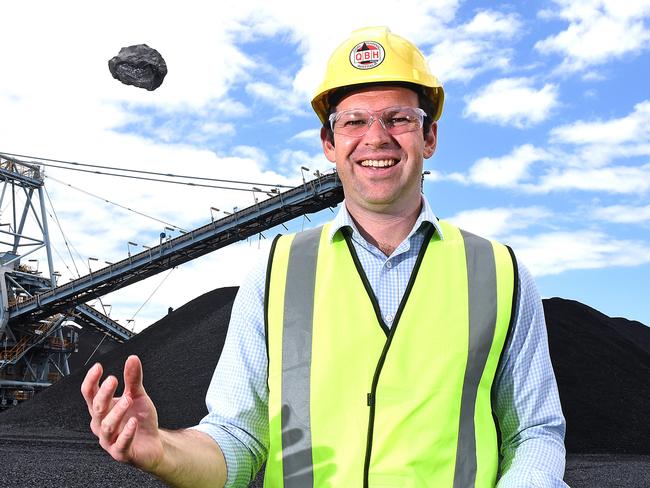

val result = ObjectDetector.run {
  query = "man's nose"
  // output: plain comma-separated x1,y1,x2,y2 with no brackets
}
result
363,116,392,146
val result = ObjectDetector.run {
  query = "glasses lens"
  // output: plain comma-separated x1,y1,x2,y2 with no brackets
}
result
331,110,371,137
330,107,425,137
381,107,425,135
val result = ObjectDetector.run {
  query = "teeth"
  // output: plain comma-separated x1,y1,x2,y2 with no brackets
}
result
359,159,397,167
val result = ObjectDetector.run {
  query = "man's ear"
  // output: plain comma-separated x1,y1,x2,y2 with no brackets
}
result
321,127,336,163
423,123,437,159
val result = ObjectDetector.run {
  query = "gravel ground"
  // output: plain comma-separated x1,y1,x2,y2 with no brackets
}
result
0,437,166,487
0,433,262,487
0,437,647,487
565,454,650,487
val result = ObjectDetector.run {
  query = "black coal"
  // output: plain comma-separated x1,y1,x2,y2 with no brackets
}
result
544,298,650,454
108,44,167,91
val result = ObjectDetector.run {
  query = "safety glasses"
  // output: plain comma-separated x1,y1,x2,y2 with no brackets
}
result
328,106,426,138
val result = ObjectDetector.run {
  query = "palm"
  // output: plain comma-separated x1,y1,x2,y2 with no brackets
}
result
113,390,162,470
83,355,164,471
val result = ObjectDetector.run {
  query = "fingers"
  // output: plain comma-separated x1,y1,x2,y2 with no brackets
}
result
112,417,138,462
99,395,132,442
88,374,118,436
81,362,103,413
123,355,146,397
94,375,118,416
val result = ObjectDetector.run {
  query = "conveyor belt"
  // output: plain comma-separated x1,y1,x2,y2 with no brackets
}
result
9,173,343,324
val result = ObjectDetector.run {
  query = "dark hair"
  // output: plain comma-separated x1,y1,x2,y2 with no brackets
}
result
322,82,437,145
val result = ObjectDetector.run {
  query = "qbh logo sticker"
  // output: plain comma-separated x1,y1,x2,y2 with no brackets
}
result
349,41,385,70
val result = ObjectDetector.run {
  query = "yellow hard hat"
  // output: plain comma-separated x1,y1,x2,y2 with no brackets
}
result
311,26,444,124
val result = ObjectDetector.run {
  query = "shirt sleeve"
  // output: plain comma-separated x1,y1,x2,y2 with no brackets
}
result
190,252,270,487
494,260,569,488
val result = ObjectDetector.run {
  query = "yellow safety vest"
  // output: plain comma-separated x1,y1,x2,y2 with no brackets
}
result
265,220,516,488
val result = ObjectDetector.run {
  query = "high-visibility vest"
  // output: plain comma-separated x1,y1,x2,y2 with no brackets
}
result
264,220,517,488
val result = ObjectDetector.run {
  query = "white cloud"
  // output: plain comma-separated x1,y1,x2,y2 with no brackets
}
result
531,164,650,194
591,204,650,223
464,78,559,127
447,206,551,240
508,230,650,276
199,122,236,136
446,101,650,194
429,39,511,84
245,81,305,114
468,144,550,187
231,145,269,166
277,149,333,178
550,100,650,146
527,101,650,194
552,139,650,170
290,129,320,141
463,10,521,37
543,100,650,170
427,10,520,83
535,0,650,72
290,129,323,149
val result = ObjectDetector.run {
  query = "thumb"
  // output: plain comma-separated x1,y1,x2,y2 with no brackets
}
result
123,355,146,397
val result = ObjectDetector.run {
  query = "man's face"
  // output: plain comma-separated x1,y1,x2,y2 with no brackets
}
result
321,86,437,216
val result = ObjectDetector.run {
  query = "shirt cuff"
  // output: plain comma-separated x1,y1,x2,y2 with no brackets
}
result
189,424,256,488
497,466,569,488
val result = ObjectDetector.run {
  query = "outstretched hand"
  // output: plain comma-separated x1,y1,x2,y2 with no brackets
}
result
81,355,163,472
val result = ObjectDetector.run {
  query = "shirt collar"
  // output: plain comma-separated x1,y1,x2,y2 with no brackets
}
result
327,196,444,243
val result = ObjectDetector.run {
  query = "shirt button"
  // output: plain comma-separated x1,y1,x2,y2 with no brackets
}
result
385,260,393,269
385,314,394,323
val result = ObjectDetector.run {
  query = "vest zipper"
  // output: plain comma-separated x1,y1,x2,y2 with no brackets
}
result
343,224,436,487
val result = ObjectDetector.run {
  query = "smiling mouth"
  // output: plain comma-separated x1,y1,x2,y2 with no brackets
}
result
359,159,399,168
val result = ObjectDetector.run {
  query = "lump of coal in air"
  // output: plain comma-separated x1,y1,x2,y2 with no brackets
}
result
108,44,167,91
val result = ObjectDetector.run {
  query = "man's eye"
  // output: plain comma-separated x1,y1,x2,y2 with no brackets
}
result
386,116,410,126
342,119,367,127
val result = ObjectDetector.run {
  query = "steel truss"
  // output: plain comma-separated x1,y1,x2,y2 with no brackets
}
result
0,155,124,408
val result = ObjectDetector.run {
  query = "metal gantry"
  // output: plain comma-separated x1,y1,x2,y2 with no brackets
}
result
0,153,344,408
0,156,133,407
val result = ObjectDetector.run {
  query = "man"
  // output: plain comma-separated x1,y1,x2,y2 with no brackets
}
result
82,27,567,487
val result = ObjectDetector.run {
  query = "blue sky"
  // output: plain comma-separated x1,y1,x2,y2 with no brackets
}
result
1,1,649,329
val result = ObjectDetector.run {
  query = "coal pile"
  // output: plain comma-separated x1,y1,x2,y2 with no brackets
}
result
545,297,650,454
0,291,649,487
67,324,120,373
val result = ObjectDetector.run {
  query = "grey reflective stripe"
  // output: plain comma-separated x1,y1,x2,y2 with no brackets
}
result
454,230,498,488
281,226,322,487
